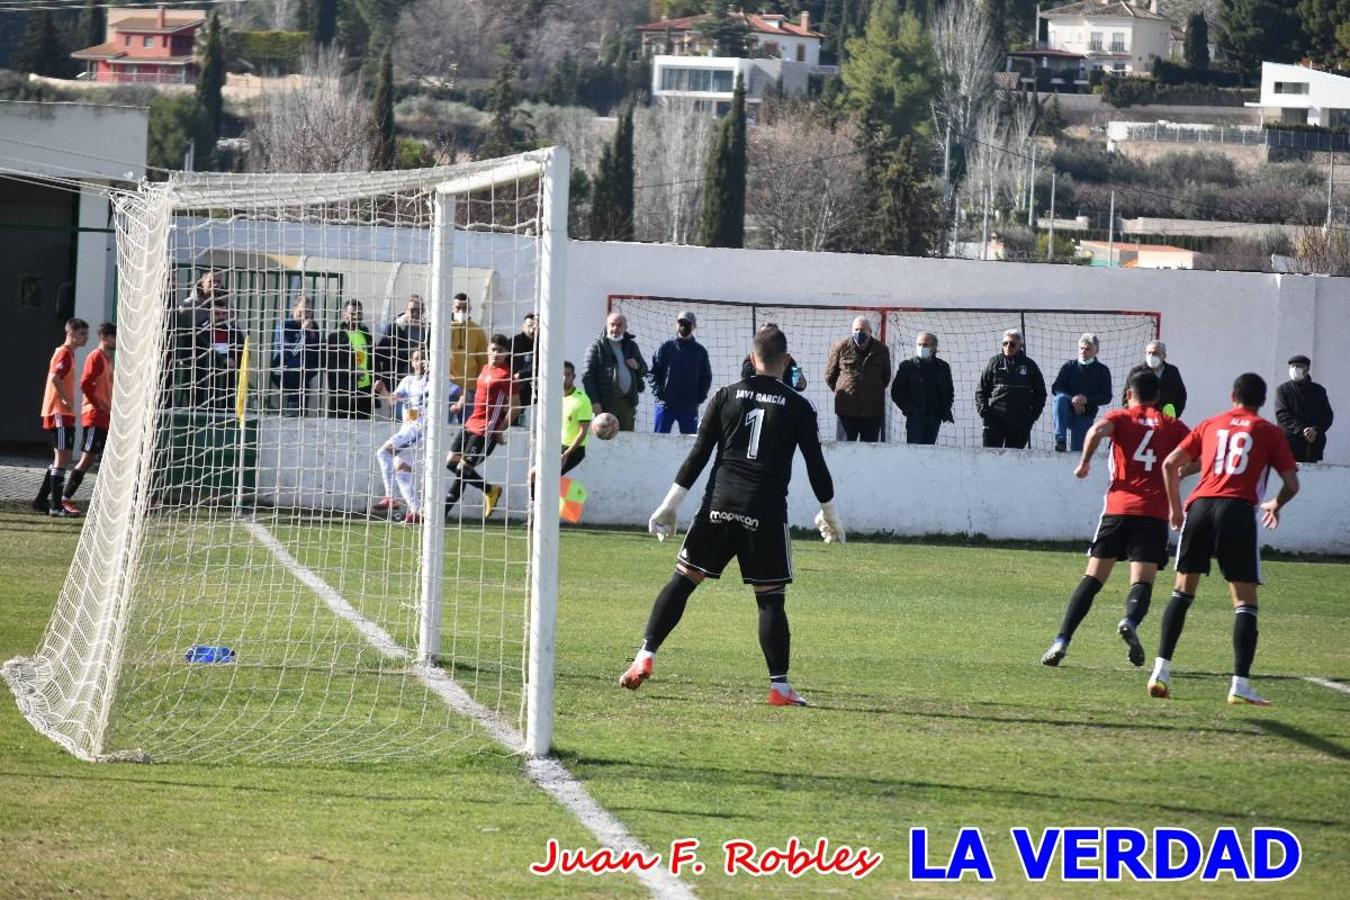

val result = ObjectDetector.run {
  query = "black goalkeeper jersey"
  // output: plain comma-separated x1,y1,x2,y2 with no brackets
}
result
675,374,834,521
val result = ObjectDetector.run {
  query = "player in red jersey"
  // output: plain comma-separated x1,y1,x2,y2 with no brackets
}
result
33,318,90,517
1152,373,1300,706
444,333,519,520
1042,370,1191,668
58,322,117,516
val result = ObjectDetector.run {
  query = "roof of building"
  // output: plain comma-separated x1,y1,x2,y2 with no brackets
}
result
1007,48,1087,59
109,14,205,35
637,12,824,40
1080,240,1194,253
1042,1,1170,22
71,42,125,61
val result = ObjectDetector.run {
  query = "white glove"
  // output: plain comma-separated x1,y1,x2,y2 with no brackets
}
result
814,500,845,544
648,484,688,542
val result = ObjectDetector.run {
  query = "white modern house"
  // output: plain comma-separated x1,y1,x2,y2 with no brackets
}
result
639,11,831,116
1246,62,1350,128
1039,0,1173,76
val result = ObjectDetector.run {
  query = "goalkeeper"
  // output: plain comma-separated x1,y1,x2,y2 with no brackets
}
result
619,325,842,708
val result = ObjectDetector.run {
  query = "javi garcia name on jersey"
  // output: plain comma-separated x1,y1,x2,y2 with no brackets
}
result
529,827,1300,882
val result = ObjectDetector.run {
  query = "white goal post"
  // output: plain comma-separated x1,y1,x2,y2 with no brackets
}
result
3,150,569,763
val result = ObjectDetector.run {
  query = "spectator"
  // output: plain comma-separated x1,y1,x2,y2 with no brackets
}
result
171,271,225,407
272,294,321,416
324,299,375,419
740,322,806,391
1275,354,1334,463
976,328,1046,449
450,292,489,410
890,331,954,445
582,312,648,432
375,294,427,386
1051,333,1113,453
510,312,537,408
824,316,892,442
1122,339,1187,418
185,300,244,412
648,310,713,434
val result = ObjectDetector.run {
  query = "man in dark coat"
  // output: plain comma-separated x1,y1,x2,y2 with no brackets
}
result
648,309,713,434
1051,333,1113,452
1121,339,1187,418
1275,354,1334,463
890,331,954,445
324,299,375,419
582,311,648,432
976,328,1046,449
824,316,892,442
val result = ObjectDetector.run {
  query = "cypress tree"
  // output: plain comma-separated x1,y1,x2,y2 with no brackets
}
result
196,11,225,166
589,104,635,241
372,46,395,170
1184,13,1210,71
311,0,339,47
13,11,67,78
479,63,522,159
699,76,747,248
82,0,105,50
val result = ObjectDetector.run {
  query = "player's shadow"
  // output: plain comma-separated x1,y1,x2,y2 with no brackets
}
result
1248,719,1350,763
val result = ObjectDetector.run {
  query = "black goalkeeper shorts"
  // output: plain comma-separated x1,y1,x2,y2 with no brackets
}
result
677,507,793,586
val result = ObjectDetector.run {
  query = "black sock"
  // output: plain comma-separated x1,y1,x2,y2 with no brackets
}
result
459,464,485,494
1123,581,1153,628
756,590,790,679
1234,605,1259,678
64,468,86,500
641,572,698,653
34,469,52,507
1056,576,1103,643
48,467,65,512
1157,590,1194,661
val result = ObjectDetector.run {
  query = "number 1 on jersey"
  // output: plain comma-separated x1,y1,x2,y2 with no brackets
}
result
744,407,764,459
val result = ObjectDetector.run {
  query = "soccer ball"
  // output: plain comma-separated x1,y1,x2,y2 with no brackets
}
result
590,412,620,440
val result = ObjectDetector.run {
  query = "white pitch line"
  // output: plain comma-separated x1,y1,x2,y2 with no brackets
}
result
244,521,695,900
1304,676,1350,696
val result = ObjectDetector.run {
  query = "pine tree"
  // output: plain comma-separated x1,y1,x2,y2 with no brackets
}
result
81,0,105,50
841,3,939,142
1218,0,1302,77
697,0,752,57
589,104,635,241
699,76,747,248
196,11,225,167
872,136,942,257
311,0,339,47
13,11,68,78
370,46,396,170
1184,13,1211,70
479,63,524,159
1297,0,1350,68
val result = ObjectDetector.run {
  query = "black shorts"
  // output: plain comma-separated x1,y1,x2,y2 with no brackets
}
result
449,429,497,468
677,507,793,586
49,425,75,451
560,444,586,476
1089,514,1169,568
1176,497,1261,584
81,425,108,456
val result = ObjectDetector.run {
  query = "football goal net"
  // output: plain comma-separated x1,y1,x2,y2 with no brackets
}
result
609,295,1160,448
4,151,569,763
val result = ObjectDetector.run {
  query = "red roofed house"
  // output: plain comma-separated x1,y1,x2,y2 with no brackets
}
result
71,5,207,85
638,11,824,66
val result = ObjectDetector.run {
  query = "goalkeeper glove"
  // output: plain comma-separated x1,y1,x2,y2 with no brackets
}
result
648,484,688,542
814,500,845,544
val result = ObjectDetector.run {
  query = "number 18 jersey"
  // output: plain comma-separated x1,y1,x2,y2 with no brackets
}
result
1178,410,1296,508
1103,406,1190,519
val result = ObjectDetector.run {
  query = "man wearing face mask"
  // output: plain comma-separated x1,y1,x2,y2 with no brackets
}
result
1275,355,1334,463
1051,333,1113,453
449,292,489,416
1122,340,1187,418
976,328,1046,449
824,316,892,442
890,331,954,444
648,310,713,434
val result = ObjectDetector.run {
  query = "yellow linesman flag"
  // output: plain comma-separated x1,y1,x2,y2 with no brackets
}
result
236,335,251,423
559,477,588,524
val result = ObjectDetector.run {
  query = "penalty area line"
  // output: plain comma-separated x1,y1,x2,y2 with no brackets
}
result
1304,677,1350,696
243,521,695,900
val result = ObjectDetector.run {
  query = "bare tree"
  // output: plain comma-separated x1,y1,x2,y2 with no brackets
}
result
248,47,375,172
930,0,999,178
747,110,865,251
634,101,716,244
523,102,613,175
396,0,503,85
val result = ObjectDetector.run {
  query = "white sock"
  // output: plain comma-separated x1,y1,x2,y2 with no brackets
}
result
376,448,395,497
1151,658,1171,680
395,467,419,512
635,649,655,665
1231,675,1250,694
771,681,794,696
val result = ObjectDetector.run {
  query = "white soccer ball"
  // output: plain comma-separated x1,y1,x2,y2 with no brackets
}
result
590,412,620,440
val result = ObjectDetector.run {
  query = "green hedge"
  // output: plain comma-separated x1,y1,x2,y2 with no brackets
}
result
1102,75,1255,108
227,31,308,73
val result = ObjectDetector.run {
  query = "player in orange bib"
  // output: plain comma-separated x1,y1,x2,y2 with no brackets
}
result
34,318,90,517
1154,373,1300,706
52,322,117,516
1042,370,1191,669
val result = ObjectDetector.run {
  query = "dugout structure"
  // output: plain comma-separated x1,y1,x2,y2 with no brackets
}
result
3,152,570,762
609,295,1161,447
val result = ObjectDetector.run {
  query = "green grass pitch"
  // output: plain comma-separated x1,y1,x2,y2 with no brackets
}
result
1,506,1347,897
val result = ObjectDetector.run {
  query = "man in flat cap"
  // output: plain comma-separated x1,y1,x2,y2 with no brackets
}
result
1275,354,1334,463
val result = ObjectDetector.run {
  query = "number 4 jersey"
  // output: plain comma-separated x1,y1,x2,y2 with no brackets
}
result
1103,406,1191,520
1178,410,1297,508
